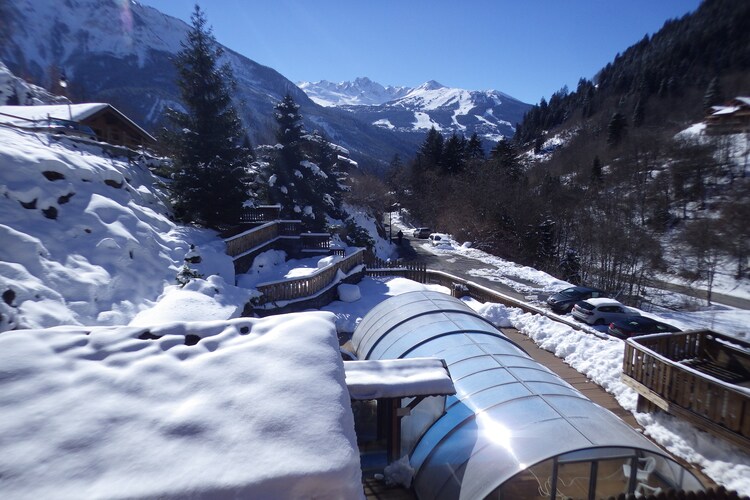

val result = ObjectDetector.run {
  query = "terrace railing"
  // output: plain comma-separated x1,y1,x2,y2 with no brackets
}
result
300,233,331,251
364,256,427,284
622,330,750,451
254,249,365,305
240,205,282,224
224,220,301,258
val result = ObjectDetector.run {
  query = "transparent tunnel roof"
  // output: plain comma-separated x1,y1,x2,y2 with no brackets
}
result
352,291,703,499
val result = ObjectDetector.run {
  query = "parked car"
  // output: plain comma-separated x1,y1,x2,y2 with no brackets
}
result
571,298,637,326
607,316,681,339
428,233,450,246
413,227,431,239
546,286,608,314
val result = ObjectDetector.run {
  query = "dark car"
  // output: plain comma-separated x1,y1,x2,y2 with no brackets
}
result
412,227,431,239
546,286,607,314
607,315,681,339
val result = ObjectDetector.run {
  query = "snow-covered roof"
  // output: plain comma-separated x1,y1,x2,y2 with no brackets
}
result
711,105,741,116
344,357,455,399
0,103,156,142
710,97,750,116
0,314,364,499
0,103,109,123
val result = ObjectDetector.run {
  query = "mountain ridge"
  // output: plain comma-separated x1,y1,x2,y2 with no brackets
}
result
299,77,531,144
0,0,418,170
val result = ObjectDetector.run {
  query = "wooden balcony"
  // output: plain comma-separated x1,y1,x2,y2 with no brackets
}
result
622,330,750,452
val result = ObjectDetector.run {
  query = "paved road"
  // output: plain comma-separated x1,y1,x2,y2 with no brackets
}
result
393,235,530,302
649,278,750,310
390,231,749,311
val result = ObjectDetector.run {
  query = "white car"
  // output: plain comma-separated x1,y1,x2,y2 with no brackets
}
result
428,233,450,247
571,298,638,326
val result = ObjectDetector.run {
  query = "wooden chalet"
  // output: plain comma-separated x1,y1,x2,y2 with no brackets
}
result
0,103,155,148
705,97,750,135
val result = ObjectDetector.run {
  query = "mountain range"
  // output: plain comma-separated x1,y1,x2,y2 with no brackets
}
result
299,78,531,144
1,0,529,168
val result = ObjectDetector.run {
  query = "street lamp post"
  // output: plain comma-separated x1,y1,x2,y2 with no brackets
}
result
59,70,72,121
389,209,393,242
389,202,400,242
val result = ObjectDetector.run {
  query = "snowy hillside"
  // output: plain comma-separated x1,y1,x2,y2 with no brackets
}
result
0,123,234,331
298,77,410,107
301,78,531,144
0,60,67,105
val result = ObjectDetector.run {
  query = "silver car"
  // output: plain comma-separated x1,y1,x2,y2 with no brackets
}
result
571,298,638,326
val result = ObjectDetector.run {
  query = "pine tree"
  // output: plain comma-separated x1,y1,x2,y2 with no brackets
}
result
491,139,523,183
466,133,484,160
607,112,627,146
266,93,306,217
590,156,603,184
165,5,252,228
418,127,444,170
308,130,347,222
441,133,466,175
632,98,645,127
703,76,725,112
264,93,337,230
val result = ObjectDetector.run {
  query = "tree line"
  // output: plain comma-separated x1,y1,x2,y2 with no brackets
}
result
159,5,370,246
393,122,749,305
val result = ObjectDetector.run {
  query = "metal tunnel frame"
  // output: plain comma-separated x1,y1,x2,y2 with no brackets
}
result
352,291,704,500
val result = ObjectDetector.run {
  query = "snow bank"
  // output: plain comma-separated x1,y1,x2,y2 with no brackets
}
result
0,126,232,330
0,313,363,499
129,275,258,326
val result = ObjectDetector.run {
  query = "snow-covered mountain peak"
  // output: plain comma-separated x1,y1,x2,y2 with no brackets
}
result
297,77,410,107
298,77,531,144
415,80,446,91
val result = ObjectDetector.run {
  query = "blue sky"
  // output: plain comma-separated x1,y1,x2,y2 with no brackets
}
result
140,0,701,104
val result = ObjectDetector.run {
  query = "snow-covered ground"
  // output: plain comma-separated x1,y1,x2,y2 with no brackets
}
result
2,122,749,496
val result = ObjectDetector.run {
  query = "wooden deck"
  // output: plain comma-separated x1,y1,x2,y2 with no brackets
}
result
622,330,750,453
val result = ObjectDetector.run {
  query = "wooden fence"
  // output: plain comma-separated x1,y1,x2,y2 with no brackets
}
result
300,233,331,251
224,220,301,258
622,330,750,451
254,249,365,304
240,205,281,223
365,256,428,283
363,261,584,327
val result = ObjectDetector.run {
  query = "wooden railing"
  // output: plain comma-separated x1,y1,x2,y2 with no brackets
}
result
365,256,428,283
255,249,365,304
622,331,750,451
363,262,584,327
300,233,331,250
240,205,281,223
224,220,301,258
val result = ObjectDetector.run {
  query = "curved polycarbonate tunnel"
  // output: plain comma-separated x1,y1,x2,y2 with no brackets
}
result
352,291,703,499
